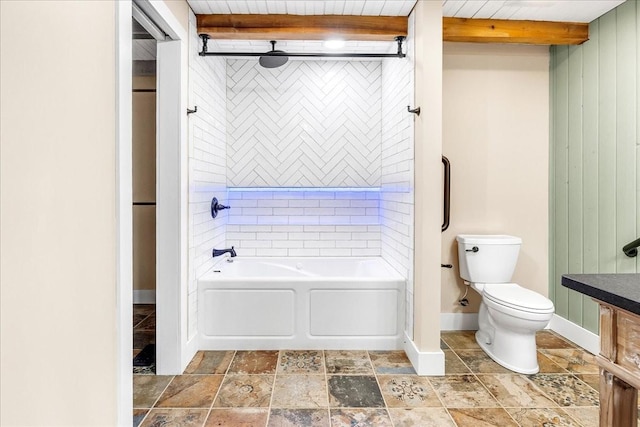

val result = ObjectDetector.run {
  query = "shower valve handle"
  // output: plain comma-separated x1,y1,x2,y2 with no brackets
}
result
211,197,230,218
466,246,479,253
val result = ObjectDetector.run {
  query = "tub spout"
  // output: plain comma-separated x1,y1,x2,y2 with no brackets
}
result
212,246,237,258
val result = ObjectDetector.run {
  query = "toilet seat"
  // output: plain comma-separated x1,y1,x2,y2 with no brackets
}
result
483,283,554,314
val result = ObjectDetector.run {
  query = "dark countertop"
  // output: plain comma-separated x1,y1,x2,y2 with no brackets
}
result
562,274,640,315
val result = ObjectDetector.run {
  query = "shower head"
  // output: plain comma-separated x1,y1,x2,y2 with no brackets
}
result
259,41,289,69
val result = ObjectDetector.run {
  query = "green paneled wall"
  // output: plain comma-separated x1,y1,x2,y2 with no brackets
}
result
550,0,640,335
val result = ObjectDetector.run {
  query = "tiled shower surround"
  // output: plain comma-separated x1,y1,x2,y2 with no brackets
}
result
188,11,227,339
380,13,415,337
188,12,415,342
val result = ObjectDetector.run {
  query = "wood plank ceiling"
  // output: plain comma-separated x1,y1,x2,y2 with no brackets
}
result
154,0,625,57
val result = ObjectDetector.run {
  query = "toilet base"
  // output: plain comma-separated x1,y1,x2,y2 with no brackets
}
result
475,329,540,375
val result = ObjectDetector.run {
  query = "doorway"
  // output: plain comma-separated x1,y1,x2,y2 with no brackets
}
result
117,0,188,424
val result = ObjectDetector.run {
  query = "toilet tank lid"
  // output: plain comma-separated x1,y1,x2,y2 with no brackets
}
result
456,234,522,245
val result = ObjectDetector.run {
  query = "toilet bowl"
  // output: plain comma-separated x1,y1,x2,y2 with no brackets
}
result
457,235,555,374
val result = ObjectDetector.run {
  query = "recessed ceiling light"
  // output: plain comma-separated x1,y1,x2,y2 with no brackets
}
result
323,39,345,49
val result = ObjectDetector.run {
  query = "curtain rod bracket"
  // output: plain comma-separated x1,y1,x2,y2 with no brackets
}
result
199,34,209,56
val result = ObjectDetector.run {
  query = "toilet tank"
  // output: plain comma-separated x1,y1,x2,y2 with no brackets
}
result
456,235,522,283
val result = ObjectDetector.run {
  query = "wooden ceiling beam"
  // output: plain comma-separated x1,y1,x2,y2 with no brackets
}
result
443,17,589,45
196,14,407,41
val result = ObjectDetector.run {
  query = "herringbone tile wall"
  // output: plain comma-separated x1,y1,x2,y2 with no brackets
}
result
188,11,227,339
380,14,415,338
226,60,382,187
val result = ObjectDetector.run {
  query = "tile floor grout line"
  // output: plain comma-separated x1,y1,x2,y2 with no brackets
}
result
368,350,396,427
200,350,235,427
264,350,281,427
139,373,176,425
323,350,331,425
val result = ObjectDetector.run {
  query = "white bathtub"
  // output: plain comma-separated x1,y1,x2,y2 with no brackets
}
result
198,257,405,350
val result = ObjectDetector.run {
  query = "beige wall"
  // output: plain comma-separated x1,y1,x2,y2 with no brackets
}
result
413,0,443,353
164,0,191,34
441,43,550,313
0,1,118,425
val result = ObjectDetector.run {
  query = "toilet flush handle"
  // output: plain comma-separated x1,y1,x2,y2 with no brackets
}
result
466,246,479,253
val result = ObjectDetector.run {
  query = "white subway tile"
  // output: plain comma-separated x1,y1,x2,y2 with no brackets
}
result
320,248,351,256
289,199,320,208
230,199,258,208
240,191,274,200
304,207,335,216
350,216,379,225
336,225,368,232
303,225,334,232
335,207,366,216
351,200,379,208
304,192,335,200
237,247,256,256
335,192,366,200
242,207,273,216
258,216,289,225
273,207,304,216
289,232,319,240
319,216,350,225
257,199,290,208
256,232,288,240
288,248,320,256
272,225,304,232
228,215,258,224
226,232,256,240
319,232,351,241
352,248,381,256
272,240,304,249
336,240,367,249
238,225,272,232
273,191,304,200
240,240,272,249
304,240,336,248
289,216,319,225
256,248,288,256
352,232,379,240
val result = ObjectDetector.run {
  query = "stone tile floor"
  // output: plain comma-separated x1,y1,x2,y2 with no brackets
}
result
133,305,609,426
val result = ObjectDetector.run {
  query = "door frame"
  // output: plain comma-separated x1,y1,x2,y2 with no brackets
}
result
116,1,188,424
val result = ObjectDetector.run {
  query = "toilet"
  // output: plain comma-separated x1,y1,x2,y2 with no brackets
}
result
456,234,555,374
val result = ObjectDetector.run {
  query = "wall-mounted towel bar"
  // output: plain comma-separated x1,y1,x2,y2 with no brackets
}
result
623,237,640,257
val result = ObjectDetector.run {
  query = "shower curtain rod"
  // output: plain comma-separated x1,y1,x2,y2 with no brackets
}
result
198,34,406,59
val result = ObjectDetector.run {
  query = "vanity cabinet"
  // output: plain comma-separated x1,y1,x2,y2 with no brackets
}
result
562,274,640,427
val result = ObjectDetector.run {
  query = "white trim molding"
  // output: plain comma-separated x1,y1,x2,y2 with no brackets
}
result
133,290,156,304
548,314,600,355
116,1,133,426
403,332,445,376
440,313,479,331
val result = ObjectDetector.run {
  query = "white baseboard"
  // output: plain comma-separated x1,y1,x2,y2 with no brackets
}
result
440,313,479,330
548,314,600,355
133,290,156,304
403,332,445,376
